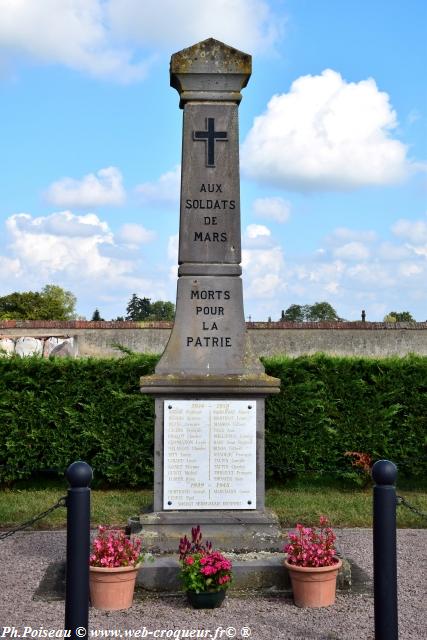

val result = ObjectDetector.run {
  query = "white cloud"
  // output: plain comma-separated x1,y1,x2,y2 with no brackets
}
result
136,165,181,205
333,242,370,261
327,228,377,244
239,214,427,321
108,0,282,55
46,167,125,208
252,197,291,223
391,215,427,260
0,0,149,82
0,256,21,280
398,263,423,277
5,211,126,277
0,210,176,319
167,234,179,262
242,69,412,191
346,262,396,287
7,211,110,237
392,217,427,244
0,0,281,82
246,224,271,239
118,223,156,245
242,245,286,299
377,242,411,261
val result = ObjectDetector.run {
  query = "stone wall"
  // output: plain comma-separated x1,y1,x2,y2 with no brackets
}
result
1,320,426,358
0,334,75,357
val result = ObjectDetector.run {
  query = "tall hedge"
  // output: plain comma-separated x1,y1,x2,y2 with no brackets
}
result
264,354,426,481
0,354,425,485
0,355,157,485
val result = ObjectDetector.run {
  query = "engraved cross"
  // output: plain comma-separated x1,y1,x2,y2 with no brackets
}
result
193,117,228,168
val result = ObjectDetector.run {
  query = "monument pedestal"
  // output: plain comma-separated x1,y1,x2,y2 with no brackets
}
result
135,374,281,552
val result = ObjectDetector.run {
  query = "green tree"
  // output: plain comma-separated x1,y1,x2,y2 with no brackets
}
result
306,301,341,322
125,294,152,321
280,304,307,322
0,291,41,319
149,300,175,321
0,285,76,320
39,285,76,320
280,301,341,322
384,311,415,323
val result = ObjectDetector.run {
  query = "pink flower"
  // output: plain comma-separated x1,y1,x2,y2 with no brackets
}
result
284,517,338,568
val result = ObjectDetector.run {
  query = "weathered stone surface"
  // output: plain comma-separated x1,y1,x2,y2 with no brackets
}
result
3,324,424,359
131,509,283,553
139,39,279,545
170,38,252,107
43,337,69,357
157,276,246,375
136,554,353,594
34,554,357,599
15,336,43,357
49,338,74,358
0,337,15,356
178,104,240,266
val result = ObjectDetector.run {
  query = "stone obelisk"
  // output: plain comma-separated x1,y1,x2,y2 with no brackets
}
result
138,39,281,551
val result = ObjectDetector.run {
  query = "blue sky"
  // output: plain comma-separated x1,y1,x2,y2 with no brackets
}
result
0,0,426,321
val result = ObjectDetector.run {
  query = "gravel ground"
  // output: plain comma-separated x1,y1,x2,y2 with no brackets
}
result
0,529,425,640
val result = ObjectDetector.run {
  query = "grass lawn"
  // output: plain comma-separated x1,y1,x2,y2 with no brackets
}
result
0,477,425,530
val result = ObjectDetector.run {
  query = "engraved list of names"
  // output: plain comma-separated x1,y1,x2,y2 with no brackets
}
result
163,400,256,510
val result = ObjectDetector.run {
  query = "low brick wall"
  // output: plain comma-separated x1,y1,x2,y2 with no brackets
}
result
1,321,426,358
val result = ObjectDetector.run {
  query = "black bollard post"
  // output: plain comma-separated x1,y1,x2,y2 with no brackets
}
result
372,459,398,640
64,461,93,639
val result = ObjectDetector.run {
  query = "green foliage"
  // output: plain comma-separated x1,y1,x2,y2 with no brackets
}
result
281,304,307,322
0,284,76,320
125,294,175,321
0,354,425,486
263,354,427,482
281,302,341,322
126,294,152,321
0,355,158,486
148,300,175,321
306,301,341,321
384,311,415,322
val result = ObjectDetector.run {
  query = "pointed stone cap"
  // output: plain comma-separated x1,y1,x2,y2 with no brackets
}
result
170,38,252,107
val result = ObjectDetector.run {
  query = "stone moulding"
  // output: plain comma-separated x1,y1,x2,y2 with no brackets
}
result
139,372,281,396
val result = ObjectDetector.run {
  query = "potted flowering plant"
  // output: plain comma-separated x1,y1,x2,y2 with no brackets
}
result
89,526,143,610
178,526,232,609
284,516,342,608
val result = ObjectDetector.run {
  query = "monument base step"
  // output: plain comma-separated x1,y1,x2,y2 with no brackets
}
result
129,509,284,553
34,554,371,601
136,553,353,594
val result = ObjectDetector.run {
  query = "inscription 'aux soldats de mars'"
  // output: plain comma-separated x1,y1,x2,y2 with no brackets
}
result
186,184,235,242
185,183,235,210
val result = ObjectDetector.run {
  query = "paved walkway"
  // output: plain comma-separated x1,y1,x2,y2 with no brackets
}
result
0,529,425,640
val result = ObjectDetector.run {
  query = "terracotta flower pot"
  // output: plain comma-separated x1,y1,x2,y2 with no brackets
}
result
89,564,140,610
186,590,226,609
285,558,342,608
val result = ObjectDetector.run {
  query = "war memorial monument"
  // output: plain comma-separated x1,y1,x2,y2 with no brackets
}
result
135,38,282,552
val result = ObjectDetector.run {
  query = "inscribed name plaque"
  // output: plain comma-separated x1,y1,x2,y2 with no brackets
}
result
163,400,256,510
